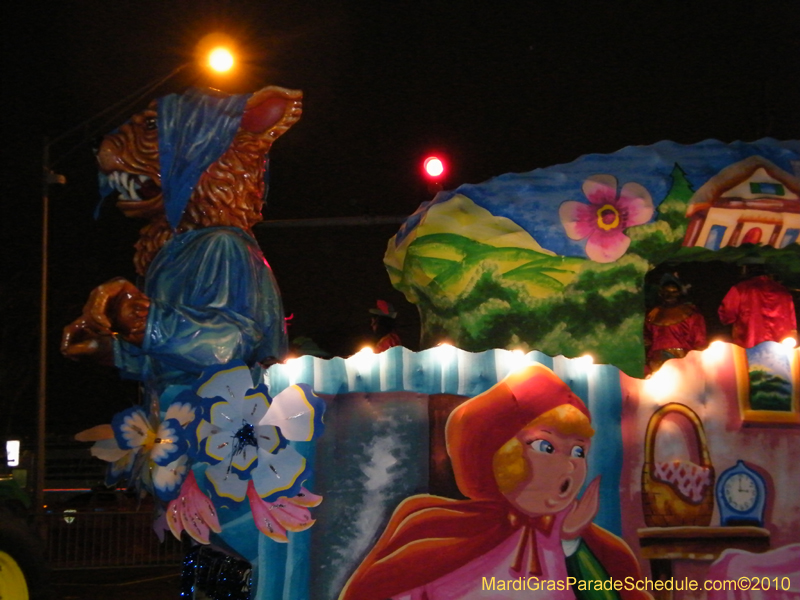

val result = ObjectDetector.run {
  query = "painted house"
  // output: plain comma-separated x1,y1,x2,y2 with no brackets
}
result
683,156,800,250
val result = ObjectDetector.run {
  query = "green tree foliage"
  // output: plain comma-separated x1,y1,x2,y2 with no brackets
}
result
627,164,694,266
748,368,792,411
409,236,650,376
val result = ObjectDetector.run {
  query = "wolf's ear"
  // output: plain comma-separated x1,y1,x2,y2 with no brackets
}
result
240,86,302,146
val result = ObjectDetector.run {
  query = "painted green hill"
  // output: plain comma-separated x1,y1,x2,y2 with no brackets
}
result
396,232,650,376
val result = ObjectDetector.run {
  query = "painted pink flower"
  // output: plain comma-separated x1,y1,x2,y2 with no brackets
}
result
559,174,654,263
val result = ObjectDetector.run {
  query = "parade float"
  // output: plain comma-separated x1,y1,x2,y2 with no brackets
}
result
63,83,799,600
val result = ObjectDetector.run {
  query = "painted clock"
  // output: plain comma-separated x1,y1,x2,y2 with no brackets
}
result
715,460,767,527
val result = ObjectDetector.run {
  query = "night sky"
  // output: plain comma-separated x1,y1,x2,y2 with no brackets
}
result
2,1,799,440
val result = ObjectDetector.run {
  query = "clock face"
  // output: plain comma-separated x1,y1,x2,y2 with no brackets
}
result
724,473,758,512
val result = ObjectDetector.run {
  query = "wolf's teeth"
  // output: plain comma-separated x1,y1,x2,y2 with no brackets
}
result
128,177,140,201
116,172,127,197
109,171,152,201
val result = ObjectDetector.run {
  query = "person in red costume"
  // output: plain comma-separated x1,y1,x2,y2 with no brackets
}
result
370,300,402,352
718,262,798,348
339,364,650,600
644,273,707,373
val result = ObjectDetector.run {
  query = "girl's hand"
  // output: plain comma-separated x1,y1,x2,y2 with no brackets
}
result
562,476,600,539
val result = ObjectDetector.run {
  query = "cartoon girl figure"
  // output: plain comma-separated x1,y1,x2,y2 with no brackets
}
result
339,364,650,600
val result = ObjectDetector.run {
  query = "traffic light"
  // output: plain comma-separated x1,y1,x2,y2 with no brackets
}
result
422,155,447,194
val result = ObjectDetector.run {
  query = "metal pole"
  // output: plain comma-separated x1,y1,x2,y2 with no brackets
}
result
31,63,189,516
37,139,50,516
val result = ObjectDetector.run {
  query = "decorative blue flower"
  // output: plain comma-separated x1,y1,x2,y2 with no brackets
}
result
81,395,200,501
112,407,188,465
79,360,326,546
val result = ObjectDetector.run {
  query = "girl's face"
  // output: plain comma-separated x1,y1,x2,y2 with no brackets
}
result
502,423,590,516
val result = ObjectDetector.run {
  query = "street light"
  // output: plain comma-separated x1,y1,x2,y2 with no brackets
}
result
36,37,238,515
208,48,235,73
196,32,238,76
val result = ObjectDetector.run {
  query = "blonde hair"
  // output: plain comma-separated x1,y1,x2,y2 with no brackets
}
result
492,404,594,494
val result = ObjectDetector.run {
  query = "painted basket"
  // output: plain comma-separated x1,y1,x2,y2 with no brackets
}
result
641,402,715,527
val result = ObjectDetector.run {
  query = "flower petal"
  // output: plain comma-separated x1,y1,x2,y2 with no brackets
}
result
617,181,654,227
559,201,597,240
261,384,326,442
289,486,323,508
242,390,270,425
112,407,151,450
205,462,248,503
151,419,187,466
196,420,218,442
170,470,221,544
252,445,308,501
585,229,631,263
209,399,242,432
582,174,618,206
181,503,211,544
182,473,221,535
105,448,137,486
153,510,169,543
269,498,315,533
253,424,285,454
75,424,114,442
164,397,200,427
90,438,128,462
200,429,233,464
166,498,184,541
247,482,288,543
195,361,254,403
152,455,189,501
230,441,259,473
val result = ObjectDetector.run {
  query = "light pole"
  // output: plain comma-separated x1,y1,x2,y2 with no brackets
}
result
35,40,237,515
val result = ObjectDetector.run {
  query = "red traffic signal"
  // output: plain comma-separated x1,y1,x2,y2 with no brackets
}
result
422,156,446,179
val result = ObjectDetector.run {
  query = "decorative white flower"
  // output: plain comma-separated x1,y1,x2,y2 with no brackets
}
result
193,361,325,505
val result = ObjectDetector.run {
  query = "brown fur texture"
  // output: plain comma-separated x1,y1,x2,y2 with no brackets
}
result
97,88,302,276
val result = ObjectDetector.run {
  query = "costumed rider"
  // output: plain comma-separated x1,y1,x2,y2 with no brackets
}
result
718,258,798,349
643,273,707,373
370,300,402,352
339,364,651,600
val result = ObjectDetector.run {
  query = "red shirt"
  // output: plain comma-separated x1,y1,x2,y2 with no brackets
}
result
718,276,797,348
644,303,707,360
375,332,402,352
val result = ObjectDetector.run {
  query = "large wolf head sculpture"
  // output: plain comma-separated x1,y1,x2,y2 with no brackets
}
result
97,86,302,276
